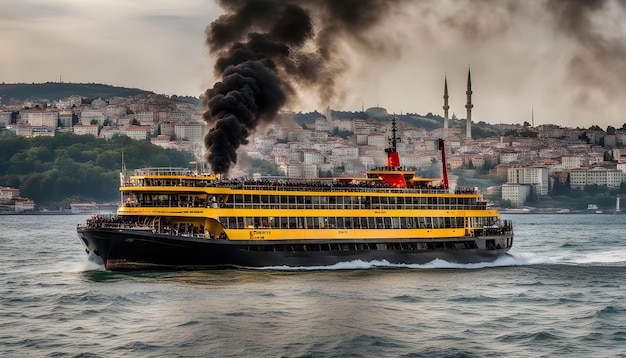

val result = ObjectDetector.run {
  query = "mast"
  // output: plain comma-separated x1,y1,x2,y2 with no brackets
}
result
443,75,449,138
385,116,401,168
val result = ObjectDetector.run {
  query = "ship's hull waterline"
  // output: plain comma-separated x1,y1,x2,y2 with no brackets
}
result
78,226,513,270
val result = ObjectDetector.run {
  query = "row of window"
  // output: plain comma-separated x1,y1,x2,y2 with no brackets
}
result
241,241,480,252
218,216,499,230
128,193,487,211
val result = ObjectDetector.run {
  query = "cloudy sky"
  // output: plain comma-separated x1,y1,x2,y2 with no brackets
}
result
2,0,626,129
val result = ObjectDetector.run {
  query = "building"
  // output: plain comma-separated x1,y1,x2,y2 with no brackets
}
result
570,167,625,189
174,123,205,142
80,109,106,124
561,156,584,169
121,126,151,140
507,167,549,195
26,109,58,129
73,125,99,137
501,183,532,207
0,111,12,127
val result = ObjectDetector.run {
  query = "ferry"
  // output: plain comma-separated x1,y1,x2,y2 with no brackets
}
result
77,118,513,270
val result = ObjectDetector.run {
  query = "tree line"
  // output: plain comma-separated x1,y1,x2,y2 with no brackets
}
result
0,133,195,207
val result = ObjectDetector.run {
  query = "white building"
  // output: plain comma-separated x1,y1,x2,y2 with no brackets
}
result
121,126,150,140
26,109,58,129
303,150,325,165
174,123,205,142
570,167,625,189
507,167,549,195
561,156,584,169
367,133,386,148
501,183,532,207
331,146,359,160
80,109,106,124
73,125,99,137
135,111,156,125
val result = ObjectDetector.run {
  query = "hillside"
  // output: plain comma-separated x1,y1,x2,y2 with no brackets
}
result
0,82,153,104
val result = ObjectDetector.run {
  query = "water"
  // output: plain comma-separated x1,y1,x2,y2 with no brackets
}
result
1,214,626,357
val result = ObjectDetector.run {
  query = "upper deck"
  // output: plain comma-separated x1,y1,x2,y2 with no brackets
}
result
122,168,477,197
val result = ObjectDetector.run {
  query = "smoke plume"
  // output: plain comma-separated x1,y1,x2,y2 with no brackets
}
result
202,0,404,175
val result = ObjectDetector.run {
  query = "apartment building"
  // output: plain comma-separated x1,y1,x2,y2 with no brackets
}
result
507,166,549,195
569,167,625,189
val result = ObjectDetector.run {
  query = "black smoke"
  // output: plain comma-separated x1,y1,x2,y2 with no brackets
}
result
203,0,404,175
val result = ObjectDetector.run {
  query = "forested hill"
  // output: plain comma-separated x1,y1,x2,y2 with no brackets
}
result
0,133,195,207
0,82,153,104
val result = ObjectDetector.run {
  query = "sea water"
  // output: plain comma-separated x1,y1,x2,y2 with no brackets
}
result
1,213,625,357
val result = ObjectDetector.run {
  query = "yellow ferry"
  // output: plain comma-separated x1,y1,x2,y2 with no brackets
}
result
77,118,513,270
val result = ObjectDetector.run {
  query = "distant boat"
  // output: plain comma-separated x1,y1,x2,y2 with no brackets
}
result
586,204,602,214
556,209,571,214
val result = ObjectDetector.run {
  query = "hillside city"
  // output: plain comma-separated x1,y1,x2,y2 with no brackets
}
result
1,91,626,211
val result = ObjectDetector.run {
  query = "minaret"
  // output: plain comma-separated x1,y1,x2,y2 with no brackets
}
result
465,68,473,139
443,75,449,138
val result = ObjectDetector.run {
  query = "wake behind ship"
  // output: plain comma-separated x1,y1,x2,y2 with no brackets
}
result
77,117,513,270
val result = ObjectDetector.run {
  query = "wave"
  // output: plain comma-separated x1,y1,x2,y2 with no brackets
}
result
256,254,544,271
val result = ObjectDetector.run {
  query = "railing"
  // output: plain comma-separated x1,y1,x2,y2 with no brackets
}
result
122,178,481,196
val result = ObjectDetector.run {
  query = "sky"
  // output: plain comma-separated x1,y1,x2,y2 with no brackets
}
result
2,0,626,129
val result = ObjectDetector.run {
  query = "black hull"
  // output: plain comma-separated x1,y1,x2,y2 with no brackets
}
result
77,227,512,270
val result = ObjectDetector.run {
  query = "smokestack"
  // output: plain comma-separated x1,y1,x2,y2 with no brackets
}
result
202,0,403,175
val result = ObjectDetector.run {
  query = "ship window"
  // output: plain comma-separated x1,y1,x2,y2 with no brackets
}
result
352,217,360,229
328,217,336,228
313,217,319,229
289,217,297,229
311,196,320,209
375,217,383,229
329,196,337,209
219,217,228,228
371,196,380,209
244,194,253,207
379,197,389,209
336,217,345,229
297,196,305,209
306,217,313,229
252,195,260,204
304,196,312,209
368,217,375,229
406,217,415,228
388,197,397,209
297,217,305,229
400,217,407,229
344,196,353,209
391,217,400,229
288,196,296,209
